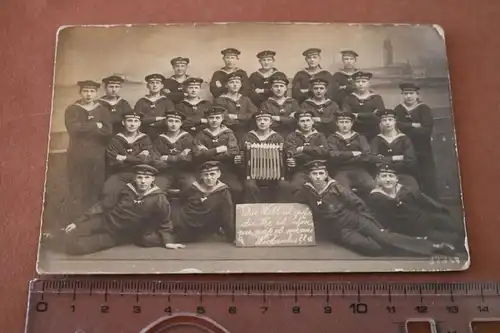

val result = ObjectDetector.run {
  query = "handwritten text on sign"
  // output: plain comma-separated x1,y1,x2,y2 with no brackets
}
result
235,203,316,247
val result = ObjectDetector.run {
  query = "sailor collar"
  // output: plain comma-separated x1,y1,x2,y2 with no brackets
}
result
219,93,243,103
219,67,240,74
304,178,338,196
181,97,204,106
126,183,162,199
203,125,231,137
99,97,123,106
169,75,189,83
334,131,358,140
303,66,325,74
370,184,403,199
192,180,228,196
159,131,189,144
351,91,377,100
377,132,406,144
74,102,101,112
295,129,319,139
338,69,360,76
304,98,332,106
116,132,147,144
143,95,166,104
256,68,278,78
399,102,423,112
268,96,292,105
248,130,277,142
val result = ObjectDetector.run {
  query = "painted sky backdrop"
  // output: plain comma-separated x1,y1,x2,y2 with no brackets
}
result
54,23,448,86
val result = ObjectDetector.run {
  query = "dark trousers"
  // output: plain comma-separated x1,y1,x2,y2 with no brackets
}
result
59,215,123,255
243,179,290,203
335,214,439,257
155,171,196,192
416,154,438,199
67,153,106,219
58,213,167,255
333,167,375,196
422,213,464,247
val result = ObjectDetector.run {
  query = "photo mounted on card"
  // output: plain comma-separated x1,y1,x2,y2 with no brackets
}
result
37,22,469,274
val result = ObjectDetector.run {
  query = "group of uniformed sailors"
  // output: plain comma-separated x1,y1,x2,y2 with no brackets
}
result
47,48,464,257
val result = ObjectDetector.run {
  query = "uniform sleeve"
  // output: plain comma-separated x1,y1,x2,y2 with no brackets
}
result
209,71,225,98
152,137,171,169
238,98,257,120
370,137,392,165
395,107,413,132
106,137,141,169
193,133,217,159
303,133,328,157
410,105,434,137
318,102,339,125
399,136,417,170
239,71,252,97
225,132,240,157
280,100,300,124
341,95,355,113
65,106,103,135
414,190,448,213
285,134,303,159
291,71,306,101
327,135,355,161
366,194,393,229
153,195,176,244
179,103,203,129
218,189,235,242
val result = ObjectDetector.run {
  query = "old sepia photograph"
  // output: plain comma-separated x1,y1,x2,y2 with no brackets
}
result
37,23,469,274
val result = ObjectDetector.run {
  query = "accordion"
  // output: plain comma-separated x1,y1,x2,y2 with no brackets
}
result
244,143,286,180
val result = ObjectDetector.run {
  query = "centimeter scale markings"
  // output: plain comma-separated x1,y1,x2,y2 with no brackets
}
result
25,280,500,333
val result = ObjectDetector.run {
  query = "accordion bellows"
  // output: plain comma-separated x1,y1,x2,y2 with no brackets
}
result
245,143,285,180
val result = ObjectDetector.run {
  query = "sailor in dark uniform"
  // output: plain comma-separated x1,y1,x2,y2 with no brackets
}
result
327,110,375,196
51,164,182,255
331,50,360,105
260,72,300,137
342,71,385,141
172,161,235,243
394,82,438,198
285,110,329,196
176,77,213,136
98,75,133,136
235,110,288,203
294,160,455,257
134,73,175,140
193,105,242,201
102,110,155,207
214,72,257,142
162,57,190,104
367,165,464,249
291,48,336,104
248,50,282,107
370,109,419,191
65,80,113,218
300,77,340,136
209,48,250,98
153,110,196,193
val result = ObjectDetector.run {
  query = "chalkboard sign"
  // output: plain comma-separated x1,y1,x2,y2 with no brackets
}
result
235,203,316,247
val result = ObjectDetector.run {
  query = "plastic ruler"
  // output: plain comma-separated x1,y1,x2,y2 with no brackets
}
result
24,279,500,332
